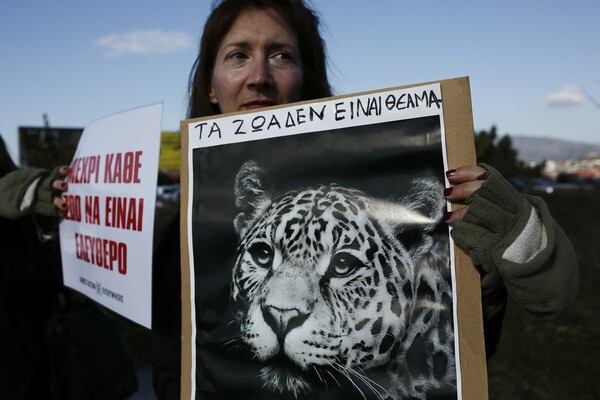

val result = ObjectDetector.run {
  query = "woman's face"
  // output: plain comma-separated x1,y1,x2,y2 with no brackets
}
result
209,9,304,114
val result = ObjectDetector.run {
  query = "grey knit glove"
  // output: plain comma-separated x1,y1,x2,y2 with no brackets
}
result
450,163,532,318
451,164,578,319
33,167,64,216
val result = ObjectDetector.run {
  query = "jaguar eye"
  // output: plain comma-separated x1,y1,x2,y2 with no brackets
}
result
329,252,363,278
248,242,273,269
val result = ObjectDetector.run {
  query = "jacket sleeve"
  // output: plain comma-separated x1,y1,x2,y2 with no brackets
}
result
451,164,579,320
0,169,48,219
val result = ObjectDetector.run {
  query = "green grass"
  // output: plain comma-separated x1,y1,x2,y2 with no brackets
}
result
487,187,600,400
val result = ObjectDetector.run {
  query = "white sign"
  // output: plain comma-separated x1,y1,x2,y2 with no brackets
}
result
59,103,162,328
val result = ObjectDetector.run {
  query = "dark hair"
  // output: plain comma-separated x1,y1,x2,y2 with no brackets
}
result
187,0,332,118
0,135,18,178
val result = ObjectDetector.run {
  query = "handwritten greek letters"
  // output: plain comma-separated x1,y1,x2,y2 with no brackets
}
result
192,89,441,143
194,104,327,140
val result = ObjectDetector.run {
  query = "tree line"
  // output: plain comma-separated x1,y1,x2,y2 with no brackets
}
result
475,125,543,178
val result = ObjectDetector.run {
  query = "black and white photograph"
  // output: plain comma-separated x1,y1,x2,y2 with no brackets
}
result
185,86,460,400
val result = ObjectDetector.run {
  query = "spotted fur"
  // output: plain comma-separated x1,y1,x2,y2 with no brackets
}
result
230,161,456,399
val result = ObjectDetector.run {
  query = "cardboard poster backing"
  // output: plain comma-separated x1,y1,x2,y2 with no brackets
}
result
179,76,487,400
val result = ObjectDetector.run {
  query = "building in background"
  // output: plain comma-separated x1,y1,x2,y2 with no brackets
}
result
543,154,600,180
19,126,83,169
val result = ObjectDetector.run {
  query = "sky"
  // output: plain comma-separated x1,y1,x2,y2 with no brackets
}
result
1,0,599,163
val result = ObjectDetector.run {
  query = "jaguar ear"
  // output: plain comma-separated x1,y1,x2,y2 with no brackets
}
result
400,178,445,228
391,177,445,260
233,160,273,237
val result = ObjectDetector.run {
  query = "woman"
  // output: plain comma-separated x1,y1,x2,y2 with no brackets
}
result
152,0,578,398
152,1,334,397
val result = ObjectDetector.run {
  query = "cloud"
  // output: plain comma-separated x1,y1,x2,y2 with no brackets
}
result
545,85,585,108
96,29,193,57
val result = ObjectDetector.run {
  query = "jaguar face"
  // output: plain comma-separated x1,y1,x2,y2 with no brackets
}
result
230,161,447,398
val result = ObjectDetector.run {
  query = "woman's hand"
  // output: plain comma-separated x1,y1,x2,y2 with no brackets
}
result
38,166,70,216
53,166,70,214
443,165,487,223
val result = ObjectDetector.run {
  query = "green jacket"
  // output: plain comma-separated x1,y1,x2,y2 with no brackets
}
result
0,169,57,219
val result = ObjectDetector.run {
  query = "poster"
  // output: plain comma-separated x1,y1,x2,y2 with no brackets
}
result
59,103,162,329
181,78,487,399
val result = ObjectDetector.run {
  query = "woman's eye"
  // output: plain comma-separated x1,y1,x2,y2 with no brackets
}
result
271,52,294,66
248,242,273,269
329,252,363,278
227,52,248,61
224,51,249,67
274,52,291,60
228,51,247,59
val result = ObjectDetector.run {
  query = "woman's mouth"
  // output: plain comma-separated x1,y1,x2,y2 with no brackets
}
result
243,99,276,110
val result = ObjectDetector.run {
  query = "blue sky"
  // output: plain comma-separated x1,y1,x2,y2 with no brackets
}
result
2,0,599,162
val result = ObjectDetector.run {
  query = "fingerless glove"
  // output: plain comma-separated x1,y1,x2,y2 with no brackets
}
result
451,164,578,319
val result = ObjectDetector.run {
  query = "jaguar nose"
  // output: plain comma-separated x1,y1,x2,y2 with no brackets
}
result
262,305,309,341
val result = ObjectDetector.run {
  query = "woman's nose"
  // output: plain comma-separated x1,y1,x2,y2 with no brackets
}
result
247,59,273,88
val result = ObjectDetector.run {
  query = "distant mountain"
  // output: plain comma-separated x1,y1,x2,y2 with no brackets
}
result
510,135,600,163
